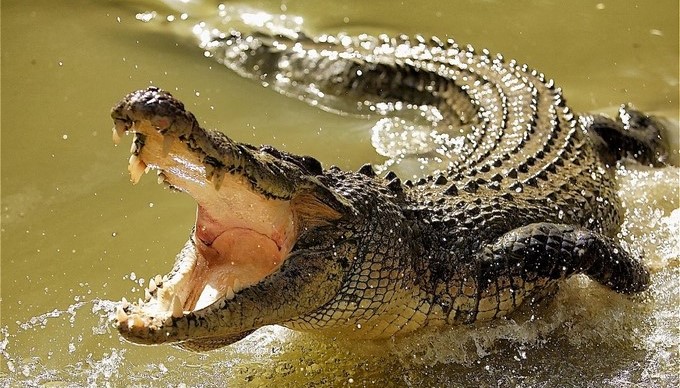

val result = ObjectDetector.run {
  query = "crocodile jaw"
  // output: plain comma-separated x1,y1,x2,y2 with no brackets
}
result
112,110,297,346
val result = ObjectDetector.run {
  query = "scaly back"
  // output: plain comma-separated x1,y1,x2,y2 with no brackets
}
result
199,28,621,236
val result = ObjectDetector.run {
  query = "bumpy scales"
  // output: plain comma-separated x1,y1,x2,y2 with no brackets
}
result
109,28,666,351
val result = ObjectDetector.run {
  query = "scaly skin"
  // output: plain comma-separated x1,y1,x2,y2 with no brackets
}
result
109,30,667,351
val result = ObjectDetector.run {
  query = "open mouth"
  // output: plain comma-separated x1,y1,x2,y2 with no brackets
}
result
111,94,297,339
109,87,350,349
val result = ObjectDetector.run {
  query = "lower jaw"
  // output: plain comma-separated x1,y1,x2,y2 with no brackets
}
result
114,239,199,335
115,227,286,341
174,330,257,351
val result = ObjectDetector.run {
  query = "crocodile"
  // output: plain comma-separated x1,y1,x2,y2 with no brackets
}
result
110,28,668,352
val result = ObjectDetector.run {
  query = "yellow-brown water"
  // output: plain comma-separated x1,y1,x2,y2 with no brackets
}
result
1,0,678,386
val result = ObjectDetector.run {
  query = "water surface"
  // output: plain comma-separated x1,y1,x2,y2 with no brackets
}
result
1,0,678,386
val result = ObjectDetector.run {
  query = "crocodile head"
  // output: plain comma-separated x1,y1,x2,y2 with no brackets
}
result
110,87,356,351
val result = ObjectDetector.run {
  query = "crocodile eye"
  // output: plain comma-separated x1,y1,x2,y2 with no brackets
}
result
260,145,282,158
299,156,323,175
259,145,322,175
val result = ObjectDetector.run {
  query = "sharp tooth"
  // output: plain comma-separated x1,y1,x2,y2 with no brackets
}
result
128,155,147,184
159,285,174,309
171,295,183,318
129,315,144,328
157,172,167,185
211,169,225,191
121,297,130,309
112,126,125,144
233,279,242,293
116,306,128,322
155,274,163,285
194,284,218,311
204,163,215,181
162,136,174,156
138,298,144,306
162,275,169,283
130,133,146,155
226,286,235,300
145,289,152,301
149,278,157,293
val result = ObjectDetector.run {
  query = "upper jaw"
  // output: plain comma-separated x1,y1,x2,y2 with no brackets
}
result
111,87,355,210
111,87,322,200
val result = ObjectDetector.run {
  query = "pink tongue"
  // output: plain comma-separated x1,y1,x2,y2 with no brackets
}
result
208,229,282,279
190,228,283,310
195,206,223,245
190,206,284,310
194,205,282,273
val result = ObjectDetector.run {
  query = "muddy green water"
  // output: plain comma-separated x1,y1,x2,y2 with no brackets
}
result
1,0,678,386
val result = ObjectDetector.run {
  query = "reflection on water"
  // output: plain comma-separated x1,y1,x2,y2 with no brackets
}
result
1,0,678,386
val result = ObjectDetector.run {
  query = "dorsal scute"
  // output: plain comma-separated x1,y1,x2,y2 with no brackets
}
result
204,28,579,197
384,171,398,181
387,177,403,192
357,163,376,177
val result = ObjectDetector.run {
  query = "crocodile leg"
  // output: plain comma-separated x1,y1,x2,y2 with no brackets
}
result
586,105,668,167
468,222,649,322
